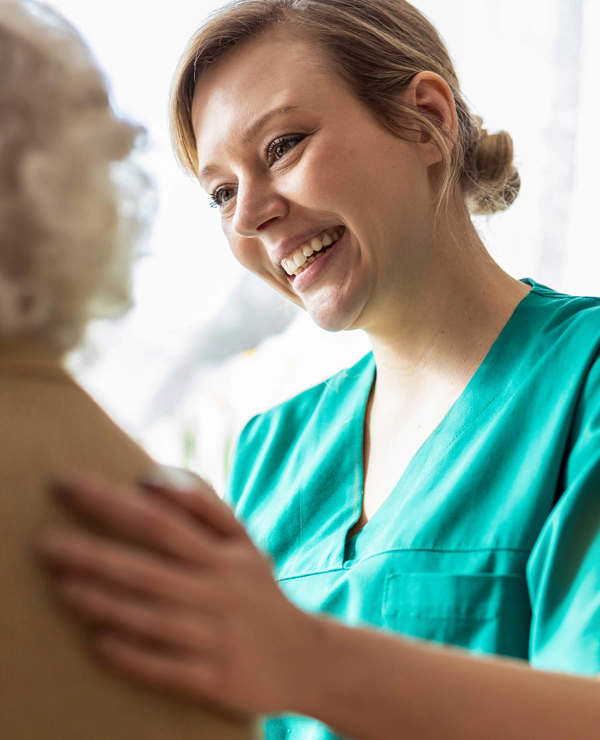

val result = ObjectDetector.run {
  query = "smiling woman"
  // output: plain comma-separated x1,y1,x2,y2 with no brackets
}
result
187,31,457,333
174,2,520,339
37,2,600,740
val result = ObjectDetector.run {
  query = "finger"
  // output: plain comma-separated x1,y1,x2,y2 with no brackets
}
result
37,529,218,610
57,579,220,652
143,465,208,491
95,633,225,707
49,472,220,564
139,478,250,541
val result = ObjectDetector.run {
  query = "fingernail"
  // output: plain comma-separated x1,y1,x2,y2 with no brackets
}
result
139,465,198,492
138,475,169,491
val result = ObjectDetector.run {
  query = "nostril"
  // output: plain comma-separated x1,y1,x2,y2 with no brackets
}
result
257,216,281,231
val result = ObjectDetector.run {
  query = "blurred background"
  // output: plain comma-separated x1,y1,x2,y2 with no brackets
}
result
50,0,599,492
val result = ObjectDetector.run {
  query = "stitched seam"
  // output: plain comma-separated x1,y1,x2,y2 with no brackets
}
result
277,546,529,581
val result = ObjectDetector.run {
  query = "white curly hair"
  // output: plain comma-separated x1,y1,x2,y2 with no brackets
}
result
0,0,154,350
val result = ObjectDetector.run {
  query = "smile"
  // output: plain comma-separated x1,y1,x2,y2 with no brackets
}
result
281,227,345,277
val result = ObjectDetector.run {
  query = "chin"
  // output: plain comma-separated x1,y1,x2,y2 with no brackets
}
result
307,301,365,333
311,317,346,333
302,283,370,332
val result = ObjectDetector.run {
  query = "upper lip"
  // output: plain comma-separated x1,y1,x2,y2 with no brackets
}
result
271,225,344,266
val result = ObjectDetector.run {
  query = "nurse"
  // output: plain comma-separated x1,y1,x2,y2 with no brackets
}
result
38,1,600,738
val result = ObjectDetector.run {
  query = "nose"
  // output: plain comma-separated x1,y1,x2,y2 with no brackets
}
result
231,178,288,237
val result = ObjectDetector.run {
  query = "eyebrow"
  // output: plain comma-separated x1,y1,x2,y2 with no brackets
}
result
198,104,300,184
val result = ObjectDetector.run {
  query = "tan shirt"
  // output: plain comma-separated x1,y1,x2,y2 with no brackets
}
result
0,337,258,739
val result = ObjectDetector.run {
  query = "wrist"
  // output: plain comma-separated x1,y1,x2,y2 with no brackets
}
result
284,614,412,740
280,609,342,717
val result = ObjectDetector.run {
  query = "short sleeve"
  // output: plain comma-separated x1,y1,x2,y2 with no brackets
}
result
526,353,600,676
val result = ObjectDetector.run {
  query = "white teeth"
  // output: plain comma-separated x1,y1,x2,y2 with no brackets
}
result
281,227,345,276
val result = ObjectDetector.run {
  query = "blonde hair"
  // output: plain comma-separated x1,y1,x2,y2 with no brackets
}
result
170,0,520,218
0,0,153,350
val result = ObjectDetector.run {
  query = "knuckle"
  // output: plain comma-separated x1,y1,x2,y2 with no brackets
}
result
86,587,111,613
138,504,194,554
137,504,170,538
192,653,227,694
86,478,121,512
146,610,174,638
92,547,118,577
222,541,247,567
187,575,217,610
71,586,114,624
137,564,168,595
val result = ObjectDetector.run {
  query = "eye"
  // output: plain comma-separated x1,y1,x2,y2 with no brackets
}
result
208,185,236,209
207,133,308,210
265,133,306,167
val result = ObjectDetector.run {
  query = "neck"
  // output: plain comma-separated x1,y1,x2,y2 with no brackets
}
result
363,207,531,407
0,333,67,374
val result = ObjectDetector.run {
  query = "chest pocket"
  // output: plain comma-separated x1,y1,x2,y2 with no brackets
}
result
382,572,531,660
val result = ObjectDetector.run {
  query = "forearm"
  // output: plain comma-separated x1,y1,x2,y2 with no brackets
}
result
291,614,600,740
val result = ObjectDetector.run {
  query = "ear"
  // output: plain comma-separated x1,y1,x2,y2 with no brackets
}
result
400,71,458,167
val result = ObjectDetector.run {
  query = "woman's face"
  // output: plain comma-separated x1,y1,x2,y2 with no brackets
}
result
191,27,436,333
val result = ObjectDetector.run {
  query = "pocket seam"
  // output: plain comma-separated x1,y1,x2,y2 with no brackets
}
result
383,571,524,621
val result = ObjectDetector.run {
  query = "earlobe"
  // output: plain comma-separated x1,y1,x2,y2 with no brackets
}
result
403,71,458,165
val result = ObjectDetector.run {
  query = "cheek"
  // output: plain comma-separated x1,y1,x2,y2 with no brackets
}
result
291,142,365,211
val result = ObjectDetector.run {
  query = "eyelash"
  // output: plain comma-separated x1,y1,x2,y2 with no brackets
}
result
208,133,307,209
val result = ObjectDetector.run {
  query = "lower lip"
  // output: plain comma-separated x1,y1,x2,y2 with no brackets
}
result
287,229,347,292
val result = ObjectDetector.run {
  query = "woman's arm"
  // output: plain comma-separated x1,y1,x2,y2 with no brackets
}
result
292,612,600,740
37,473,600,738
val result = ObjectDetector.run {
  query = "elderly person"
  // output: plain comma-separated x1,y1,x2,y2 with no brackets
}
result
0,1,257,737
38,1,600,739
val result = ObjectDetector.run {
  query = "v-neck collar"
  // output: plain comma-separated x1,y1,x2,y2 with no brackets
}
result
342,277,540,561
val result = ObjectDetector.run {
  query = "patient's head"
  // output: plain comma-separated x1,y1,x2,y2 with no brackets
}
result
0,0,152,351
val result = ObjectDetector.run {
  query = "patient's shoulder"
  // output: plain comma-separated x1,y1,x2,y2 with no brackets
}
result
0,368,154,482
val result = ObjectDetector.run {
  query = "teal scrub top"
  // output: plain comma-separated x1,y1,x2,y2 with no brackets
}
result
225,278,600,740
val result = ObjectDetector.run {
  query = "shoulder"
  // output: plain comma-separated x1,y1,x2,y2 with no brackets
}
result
0,373,154,484
525,278,600,340
237,351,373,451
522,279,600,375
225,351,373,508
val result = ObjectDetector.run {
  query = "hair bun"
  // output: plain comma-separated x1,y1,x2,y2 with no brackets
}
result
463,117,521,215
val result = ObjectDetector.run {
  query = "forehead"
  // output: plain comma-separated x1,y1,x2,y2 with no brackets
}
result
191,28,343,166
